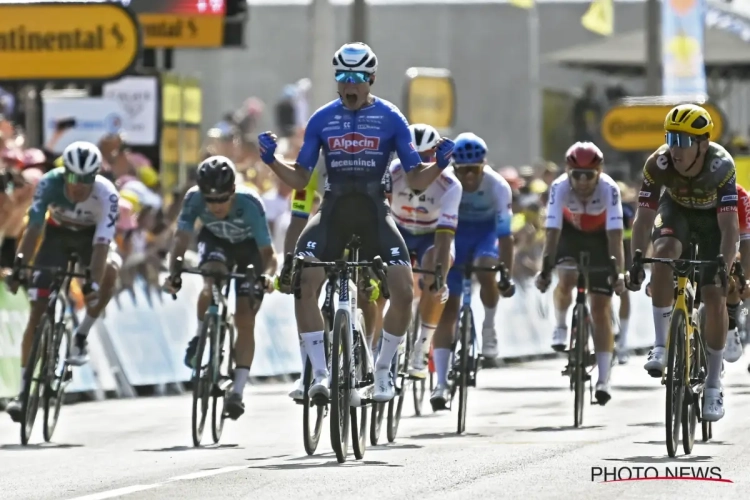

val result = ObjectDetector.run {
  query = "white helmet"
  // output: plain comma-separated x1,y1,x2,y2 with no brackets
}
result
62,141,102,177
409,124,441,153
332,42,378,74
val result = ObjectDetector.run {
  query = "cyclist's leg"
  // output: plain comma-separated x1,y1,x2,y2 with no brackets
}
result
472,230,502,359
550,221,584,352
694,211,728,421
224,238,265,420
372,206,412,402
587,233,616,403
183,228,231,369
617,239,632,364
645,196,687,375
724,238,748,362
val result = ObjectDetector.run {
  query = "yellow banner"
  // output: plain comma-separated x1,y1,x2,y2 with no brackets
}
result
182,79,202,125
581,0,614,37
510,0,535,9
161,125,179,165
404,68,456,131
162,75,181,123
0,3,140,81
139,14,223,48
183,127,201,166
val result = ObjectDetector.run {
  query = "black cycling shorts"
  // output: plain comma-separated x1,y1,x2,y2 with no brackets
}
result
197,227,263,299
651,195,722,288
556,220,613,296
29,225,95,300
295,192,409,266
0,237,17,268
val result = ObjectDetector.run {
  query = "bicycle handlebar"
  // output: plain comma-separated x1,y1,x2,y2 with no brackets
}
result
169,256,265,301
455,261,515,296
291,255,390,301
631,249,729,290
412,264,444,291
542,252,619,291
9,252,91,293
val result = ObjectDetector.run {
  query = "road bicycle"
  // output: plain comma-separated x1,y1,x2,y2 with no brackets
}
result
631,247,730,457
169,257,264,447
12,252,89,445
292,235,388,463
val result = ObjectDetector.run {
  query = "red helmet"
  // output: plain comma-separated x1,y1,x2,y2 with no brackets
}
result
565,142,603,169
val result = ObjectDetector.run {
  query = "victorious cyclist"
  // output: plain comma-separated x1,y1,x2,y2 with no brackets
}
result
258,42,454,403
535,142,624,405
388,124,459,378
627,104,739,422
6,142,121,422
163,156,277,420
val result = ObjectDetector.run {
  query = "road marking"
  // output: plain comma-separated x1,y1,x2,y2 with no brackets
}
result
167,465,251,481
68,485,160,500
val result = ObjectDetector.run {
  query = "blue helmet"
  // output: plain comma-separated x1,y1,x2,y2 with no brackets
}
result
452,133,488,165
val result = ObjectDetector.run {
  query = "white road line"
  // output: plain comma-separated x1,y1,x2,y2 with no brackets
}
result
167,465,252,482
68,485,161,500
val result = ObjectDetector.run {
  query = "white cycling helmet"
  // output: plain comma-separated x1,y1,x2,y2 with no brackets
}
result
409,124,441,153
332,42,378,74
62,141,102,177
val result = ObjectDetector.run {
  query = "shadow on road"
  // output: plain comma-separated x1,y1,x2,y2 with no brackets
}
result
612,385,660,392
406,432,487,440
628,422,663,428
136,444,244,452
604,455,713,464
476,411,515,417
250,460,402,470
0,443,82,451
483,386,566,393
517,425,604,432
634,440,732,446
370,443,423,450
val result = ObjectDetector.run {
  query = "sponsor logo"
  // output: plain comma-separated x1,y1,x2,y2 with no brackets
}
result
639,191,651,198
719,206,738,213
327,133,380,154
721,195,738,202
330,158,376,168
660,228,674,235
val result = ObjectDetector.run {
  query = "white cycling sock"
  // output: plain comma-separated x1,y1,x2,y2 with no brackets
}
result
618,318,630,348
375,331,403,370
76,314,96,337
596,352,612,385
652,306,672,347
302,331,327,376
298,337,308,375
483,305,497,328
232,367,250,395
19,367,25,393
434,348,451,387
416,323,436,355
555,308,568,329
706,347,724,389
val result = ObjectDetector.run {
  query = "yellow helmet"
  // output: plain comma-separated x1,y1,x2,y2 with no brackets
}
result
664,104,714,137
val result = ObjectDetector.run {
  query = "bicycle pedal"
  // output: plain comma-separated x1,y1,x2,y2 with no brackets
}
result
218,378,233,392
311,393,329,406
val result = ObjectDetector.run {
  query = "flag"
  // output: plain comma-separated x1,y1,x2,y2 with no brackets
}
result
510,0,535,9
581,0,614,36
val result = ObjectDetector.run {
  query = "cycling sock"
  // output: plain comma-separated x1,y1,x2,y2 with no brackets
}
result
298,337,308,374
302,331,327,376
706,347,724,389
652,306,672,347
483,306,497,328
554,308,568,329
76,314,96,337
596,352,612,385
375,331,403,370
416,323,436,355
232,366,250,395
618,318,629,348
18,367,25,393
727,302,739,330
434,348,451,387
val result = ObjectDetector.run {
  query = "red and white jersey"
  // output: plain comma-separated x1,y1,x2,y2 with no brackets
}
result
545,172,623,232
738,184,750,241
389,160,462,235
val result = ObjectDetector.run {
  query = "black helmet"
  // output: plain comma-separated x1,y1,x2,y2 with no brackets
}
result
197,156,236,195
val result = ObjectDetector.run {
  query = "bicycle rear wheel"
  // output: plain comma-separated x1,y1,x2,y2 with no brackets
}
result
191,318,212,447
572,304,588,428
302,358,325,455
409,312,426,417
43,321,71,442
21,315,51,445
682,326,704,454
212,322,234,444
351,316,368,460
370,402,385,445
666,309,686,458
457,307,472,435
330,309,351,463
388,342,409,442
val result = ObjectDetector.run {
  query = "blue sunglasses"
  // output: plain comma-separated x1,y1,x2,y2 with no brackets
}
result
666,131,696,148
335,71,370,84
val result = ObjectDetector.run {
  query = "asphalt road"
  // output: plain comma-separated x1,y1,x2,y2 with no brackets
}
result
1,354,748,500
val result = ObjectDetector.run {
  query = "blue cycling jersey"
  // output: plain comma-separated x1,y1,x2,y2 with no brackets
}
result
449,166,514,238
177,185,272,246
296,97,422,185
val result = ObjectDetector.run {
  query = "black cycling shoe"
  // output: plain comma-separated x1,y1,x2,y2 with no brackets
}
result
184,337,199,369
224,393,245,420
6,397,22,423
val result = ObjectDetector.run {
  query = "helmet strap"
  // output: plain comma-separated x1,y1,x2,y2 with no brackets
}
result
685,140,705,173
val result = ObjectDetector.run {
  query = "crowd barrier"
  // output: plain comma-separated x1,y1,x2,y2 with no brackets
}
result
0,270,657,400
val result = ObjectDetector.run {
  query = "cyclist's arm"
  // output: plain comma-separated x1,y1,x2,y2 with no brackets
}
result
631,155,662,259
717,168,740,270
434,177,461,278
169,188,200,274
17,174,54,266
268,117,325,190
493,172,514,271
605,180,625,272
89,188,119,284
386,107,438,191
541,178,565,264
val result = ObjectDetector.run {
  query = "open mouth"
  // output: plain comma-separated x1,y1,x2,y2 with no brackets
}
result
344,92,358,106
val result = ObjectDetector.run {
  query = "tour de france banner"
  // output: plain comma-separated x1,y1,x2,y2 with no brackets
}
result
662,0,708,98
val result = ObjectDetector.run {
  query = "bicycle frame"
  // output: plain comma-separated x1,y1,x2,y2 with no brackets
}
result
670,274,694,386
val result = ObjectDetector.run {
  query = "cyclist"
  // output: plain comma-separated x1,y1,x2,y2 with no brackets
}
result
724,183,750,362
535,142,624,405
258,42,454,404
627,104,739,423
5,142,121,422
430,132,515,410
387,123,459,378
615,181,636,364
163,156,277,420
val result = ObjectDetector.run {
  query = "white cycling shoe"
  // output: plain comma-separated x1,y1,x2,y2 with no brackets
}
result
644,346,666,377
551,326,567,352
308,372,330,400
288,377,304,401
407,349,428,379
702,387,725,422
723,328,743,363
481,326,499,359
373,368,395,402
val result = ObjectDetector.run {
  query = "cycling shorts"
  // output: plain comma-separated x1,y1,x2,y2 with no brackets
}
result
398,227,455,267
556,220,613,296
447,223,498,297
197,227,264,300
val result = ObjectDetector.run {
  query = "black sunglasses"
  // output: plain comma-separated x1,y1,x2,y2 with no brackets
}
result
569,169,597,181
205,194,232,204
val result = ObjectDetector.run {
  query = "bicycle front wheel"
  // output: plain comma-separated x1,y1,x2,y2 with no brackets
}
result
682,324,703,454
211,321,234,444
573,304,589,428
191,318,213,447
43,321,71,442
457,307,472,435
21,315,51,445
302,358,325,455
666,309,686,458
388,343,408,443
330,309,351,463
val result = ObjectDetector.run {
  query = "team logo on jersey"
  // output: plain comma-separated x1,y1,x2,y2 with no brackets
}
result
328,133,380,154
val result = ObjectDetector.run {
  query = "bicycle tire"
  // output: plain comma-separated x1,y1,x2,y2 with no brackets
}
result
302,358,325,455
351,313,368,460
682,325,703,454
457,307,472,435
21,315,50,445
388,353,407,443
330,309,351,463
666,309,686,458
370,402,385,445
212,321,234,444
572,305,587,428
191,318,212,447
43,321,71,442
409,312,426,417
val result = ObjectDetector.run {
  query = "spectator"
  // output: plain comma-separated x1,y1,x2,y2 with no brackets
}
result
572,83,602,143
275,85,298,139
262,180,293,254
